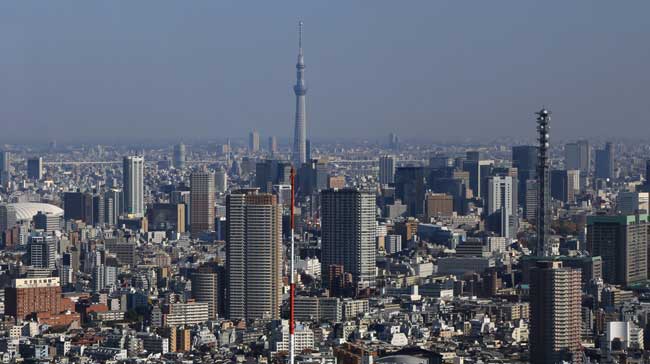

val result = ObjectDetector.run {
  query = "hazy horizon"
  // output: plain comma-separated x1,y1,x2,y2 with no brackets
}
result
1,1,649,143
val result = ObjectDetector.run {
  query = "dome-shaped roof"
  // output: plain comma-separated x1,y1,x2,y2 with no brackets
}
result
7,203,63,221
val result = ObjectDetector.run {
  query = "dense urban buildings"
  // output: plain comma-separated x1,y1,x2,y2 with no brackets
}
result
1,11,650,364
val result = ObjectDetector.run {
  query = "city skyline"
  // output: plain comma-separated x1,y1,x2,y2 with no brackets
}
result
1,2,649,142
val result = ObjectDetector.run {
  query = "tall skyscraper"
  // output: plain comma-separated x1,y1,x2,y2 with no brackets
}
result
321,188,376,288
226,190,282,320
395,166,427,217
551,170,579,204
587,214,648,286
0,150,9,173
595,142,614,180
0,150,9,185
487,176,514,238
29,235,57,270
123,156,144,216
268,136,278,155
215,168,228,193
173,143,186,169
529,261,582,364
512,145,538,205
190,171,215,236
292,21,308,166
249,130,260,153
27,157,43,180
255,159,291,193
378,155,395,185
535,109,551,256
565,140,590,177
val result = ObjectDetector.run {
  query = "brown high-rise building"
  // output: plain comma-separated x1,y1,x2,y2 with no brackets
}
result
4,277,63,321
191,263,225,320
226,190,282,320
190,171,215,236
424,192,454,219
529,261,582,364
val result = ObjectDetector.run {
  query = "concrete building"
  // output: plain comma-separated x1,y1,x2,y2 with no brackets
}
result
123,156,144,216
226,190,282,320
191,263,225,320
4,277,63,321
617,192,649,214
424,193,453,219
487,176,514,239
587,214,648,286
379,155,395,185
147,203,185,233
190,171,215,236
321,188,376,288
163,301,209,327
172,143,186,169
529,261,582,364
27,157,43,180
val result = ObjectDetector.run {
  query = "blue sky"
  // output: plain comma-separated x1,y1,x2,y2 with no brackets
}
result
0,1,648,142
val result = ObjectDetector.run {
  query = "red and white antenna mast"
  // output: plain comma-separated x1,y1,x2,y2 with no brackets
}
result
289,167,296,364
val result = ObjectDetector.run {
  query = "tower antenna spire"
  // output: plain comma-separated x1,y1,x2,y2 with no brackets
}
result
298,20,303,51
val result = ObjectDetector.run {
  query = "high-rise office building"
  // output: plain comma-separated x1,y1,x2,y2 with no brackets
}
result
123,156,144,216
394,166,426,217
33,211,61,234
192,263,225,320
268,136,277,155
63,191,94,224
226,190,282,320
173,143,186,169
524,178,538,222
595,142,614,180
0,150,10,185
147,203,186,233
215,168,228,193
292,21,308,166
565,140,590,177
487,176,514,239
646,160,650,187
424,192,454,219
378,155,395,185
29,235,56,270
190,171,215,236
512,145,538,205
249,130,260,153
255,159,291,193
462,152,480,199
104,189,122,225
388,133,400,150
617,192,650,215
27,157,43,180
321,188,376,288
529,261,582,364
298,159,329,197
587,214,648,286
0,150,9,172
551,170,579,204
